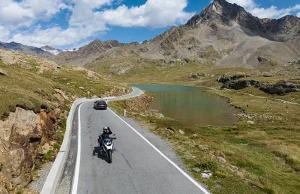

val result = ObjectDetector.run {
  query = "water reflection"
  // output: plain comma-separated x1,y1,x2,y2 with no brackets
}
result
133,85,238,126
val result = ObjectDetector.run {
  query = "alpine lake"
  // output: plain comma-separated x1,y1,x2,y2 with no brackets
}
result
133,85,239,126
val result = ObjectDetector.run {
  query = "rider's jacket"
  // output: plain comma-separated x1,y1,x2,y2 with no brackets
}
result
98,130,113,142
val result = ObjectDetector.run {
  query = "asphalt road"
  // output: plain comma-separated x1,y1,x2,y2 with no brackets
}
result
73,102,208,194
62,87,209,194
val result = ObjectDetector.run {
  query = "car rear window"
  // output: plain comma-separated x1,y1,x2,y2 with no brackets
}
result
98,100,106,105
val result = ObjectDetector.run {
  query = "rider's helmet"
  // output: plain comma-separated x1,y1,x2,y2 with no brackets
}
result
103,126,110,133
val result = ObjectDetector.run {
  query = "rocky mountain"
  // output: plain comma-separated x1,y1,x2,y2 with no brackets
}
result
186,0,300,41
0,41,54,58
140,0,300,67
55,0,300,70
53,40,126,66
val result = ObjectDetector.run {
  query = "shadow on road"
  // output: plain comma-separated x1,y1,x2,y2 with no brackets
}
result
93,146,110,163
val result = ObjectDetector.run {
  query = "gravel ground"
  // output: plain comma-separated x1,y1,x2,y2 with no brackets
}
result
28,162,54,192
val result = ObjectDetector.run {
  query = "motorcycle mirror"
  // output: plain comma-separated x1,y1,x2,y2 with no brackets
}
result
113,134,116,136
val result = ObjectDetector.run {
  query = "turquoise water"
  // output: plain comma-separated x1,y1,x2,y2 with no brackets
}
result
133,85,238,126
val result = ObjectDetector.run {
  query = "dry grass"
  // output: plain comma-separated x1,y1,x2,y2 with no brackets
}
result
0,50,117,119
107,61,300,194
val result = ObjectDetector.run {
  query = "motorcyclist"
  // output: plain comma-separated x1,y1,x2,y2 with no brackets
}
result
98,127,112,147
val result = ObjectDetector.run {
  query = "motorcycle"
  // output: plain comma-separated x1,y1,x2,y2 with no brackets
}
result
98,134,116,163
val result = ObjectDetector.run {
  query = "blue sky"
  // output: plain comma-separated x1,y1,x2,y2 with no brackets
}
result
0,0,299,50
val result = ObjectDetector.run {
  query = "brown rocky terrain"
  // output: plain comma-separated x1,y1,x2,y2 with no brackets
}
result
0,108,60,194
49,0,300,74
1,1,298,74
0,48,128,193
140,0,300,67
54,40,126,67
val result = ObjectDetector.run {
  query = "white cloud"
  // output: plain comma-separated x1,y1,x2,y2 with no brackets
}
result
98,0,194,28
0,26,10,42
2,0,300,48
7,0,193,48
227,0,300,19
227,0,256,10
0,0,68,30
298,12,300,18
9,23,107,47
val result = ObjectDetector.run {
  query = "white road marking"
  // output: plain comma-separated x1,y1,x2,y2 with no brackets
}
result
71,103,83,194
108,108,210,194
70,89,142,194
71,88,205,194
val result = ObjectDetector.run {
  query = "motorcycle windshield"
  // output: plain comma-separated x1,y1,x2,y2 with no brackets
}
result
104,138,112,143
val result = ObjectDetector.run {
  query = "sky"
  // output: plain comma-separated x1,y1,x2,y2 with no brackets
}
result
0,0,299,50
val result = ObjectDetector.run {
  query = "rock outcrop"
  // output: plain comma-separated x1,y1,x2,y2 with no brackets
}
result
0,107,59,193
222,80,259,90
217,74,300,95
260,81,300,95
0,68,8,76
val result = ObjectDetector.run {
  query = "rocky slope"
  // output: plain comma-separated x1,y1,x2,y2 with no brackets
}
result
80,0,299,74
186,0,300,40
54,40,126,66
0,48,128,193
141,0,300,67
5,0,299,73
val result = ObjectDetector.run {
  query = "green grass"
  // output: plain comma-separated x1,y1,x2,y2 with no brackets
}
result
91,56,300,193
0,57,116,119
0,50,126,193
109,80,300,194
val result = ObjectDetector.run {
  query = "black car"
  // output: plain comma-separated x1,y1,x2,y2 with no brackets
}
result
93,100,107,110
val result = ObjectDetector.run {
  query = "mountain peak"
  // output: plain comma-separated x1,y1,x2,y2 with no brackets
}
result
186,0,245,27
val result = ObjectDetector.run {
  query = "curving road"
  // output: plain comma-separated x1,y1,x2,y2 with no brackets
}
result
56,87,209,194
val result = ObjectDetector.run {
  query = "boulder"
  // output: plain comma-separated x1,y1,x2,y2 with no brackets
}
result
262,72,274,77
222,80,259,90
197,73,206,77
193,167,201,172
217,74,231,83
201,170,212,179
179,130,185,135
0,108,41,142
247,121,255,125
259,81,300,95
217,73,247,83
0,68,8,76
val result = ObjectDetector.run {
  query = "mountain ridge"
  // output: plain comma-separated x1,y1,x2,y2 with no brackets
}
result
2,0,300,69
185,0,300,41
0,41,54,58
53,39,126,66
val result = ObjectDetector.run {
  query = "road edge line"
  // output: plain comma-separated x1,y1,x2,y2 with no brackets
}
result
40,98,86,194
40,87,143,194
71,103,83,194
108,108,210,194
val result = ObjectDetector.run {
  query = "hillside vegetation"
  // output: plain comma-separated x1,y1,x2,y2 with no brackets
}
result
0,49,128,193
105,53,300,194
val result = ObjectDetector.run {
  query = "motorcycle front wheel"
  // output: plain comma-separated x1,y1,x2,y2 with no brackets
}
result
107,150,112,163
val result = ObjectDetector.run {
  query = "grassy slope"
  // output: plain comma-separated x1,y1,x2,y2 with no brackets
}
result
0,49,126,193
96,58,300,194
0,56,115,119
